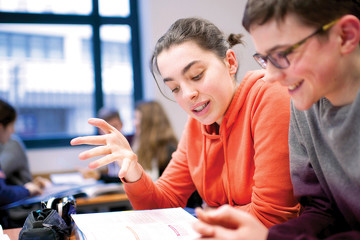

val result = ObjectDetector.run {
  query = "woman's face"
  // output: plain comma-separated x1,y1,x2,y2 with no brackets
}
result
157,41,238,125
0,121,15,144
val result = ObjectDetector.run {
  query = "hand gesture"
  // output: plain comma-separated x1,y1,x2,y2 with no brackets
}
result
193,205,268,240
71,118,142,182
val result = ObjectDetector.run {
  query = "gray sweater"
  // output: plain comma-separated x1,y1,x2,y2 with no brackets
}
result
269,93,360,239
0,135,32,185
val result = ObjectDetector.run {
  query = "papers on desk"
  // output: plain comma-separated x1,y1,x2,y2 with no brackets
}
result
50,172,97,185
71,207,200,240
80,182,125,198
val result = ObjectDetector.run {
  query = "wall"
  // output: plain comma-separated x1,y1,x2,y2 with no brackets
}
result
27,0,259,175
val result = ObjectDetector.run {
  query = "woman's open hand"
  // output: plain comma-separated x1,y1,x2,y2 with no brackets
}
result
71,118,142,182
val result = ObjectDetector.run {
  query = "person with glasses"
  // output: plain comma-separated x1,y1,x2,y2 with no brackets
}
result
71,17,300,227
193,0,360,239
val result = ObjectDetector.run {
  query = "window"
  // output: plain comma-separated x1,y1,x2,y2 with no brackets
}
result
0,0,142,147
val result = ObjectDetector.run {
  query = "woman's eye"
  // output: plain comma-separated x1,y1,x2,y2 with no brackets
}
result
171,86,180,93
192,72,203,81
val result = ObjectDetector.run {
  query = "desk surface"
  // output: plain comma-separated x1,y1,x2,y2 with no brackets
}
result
76,193,128,206
76,192,131,213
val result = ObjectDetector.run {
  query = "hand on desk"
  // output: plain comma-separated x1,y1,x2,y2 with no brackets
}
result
24,182,43,196
78,168,101,180
193,205,268,240
33,176,52,189
25,176,52,196
71,118,143,183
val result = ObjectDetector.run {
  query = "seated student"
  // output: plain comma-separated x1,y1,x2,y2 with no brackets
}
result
0,99,44,228
71,17,299,227
0,134,32,186
193,1,360,239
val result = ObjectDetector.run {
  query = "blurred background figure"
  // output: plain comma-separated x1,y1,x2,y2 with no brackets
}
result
0,134,32,186
132,100,178,180
0,99,47,228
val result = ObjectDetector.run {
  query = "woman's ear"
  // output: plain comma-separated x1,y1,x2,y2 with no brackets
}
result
225,49,238,76
337,15,360,54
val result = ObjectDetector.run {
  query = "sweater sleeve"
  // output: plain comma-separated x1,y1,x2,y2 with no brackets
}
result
234,80,299,227
267,103,360,239
0,176,30,207
123,121,196,210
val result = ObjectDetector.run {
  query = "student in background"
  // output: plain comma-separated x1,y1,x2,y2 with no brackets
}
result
132,100,178,180
71,17,299,227
0,134,32,186
0,99,45,228
193,1,360,239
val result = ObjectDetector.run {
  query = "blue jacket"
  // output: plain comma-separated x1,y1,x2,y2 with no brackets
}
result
0,168,29,207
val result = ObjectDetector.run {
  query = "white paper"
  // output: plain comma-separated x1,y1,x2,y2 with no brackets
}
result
0,225,10,240
71,208,200,240
50,172,96,185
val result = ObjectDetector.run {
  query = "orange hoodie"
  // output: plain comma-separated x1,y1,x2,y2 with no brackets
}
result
124,70,299,227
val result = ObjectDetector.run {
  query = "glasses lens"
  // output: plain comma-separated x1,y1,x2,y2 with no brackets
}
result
268,52,290,69
253,54,267,69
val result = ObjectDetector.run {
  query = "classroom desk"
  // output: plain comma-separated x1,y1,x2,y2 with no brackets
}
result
75,192,132,213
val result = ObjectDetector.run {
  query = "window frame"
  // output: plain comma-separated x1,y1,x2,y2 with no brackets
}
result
0,0,143,148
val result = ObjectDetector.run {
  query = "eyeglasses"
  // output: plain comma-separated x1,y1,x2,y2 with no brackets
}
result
253,19,339,69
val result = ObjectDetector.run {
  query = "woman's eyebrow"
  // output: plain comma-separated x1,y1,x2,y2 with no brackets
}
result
182,60,200,75
163,60,200,83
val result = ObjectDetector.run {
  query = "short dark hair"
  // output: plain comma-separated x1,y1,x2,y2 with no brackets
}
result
243,0,360,32
97,107,122,123
0,99,16,127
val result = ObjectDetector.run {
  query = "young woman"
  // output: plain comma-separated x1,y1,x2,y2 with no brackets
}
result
71,17,299,227
194,1,360,239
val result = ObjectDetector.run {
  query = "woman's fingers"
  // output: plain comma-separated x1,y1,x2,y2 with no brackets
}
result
88,118,115,134
78,145,111,160
71,134,107,146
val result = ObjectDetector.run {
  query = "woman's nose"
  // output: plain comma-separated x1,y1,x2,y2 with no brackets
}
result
182,83,198,100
